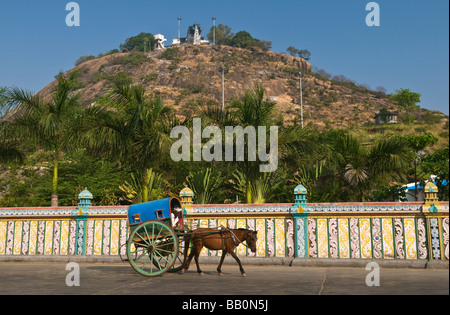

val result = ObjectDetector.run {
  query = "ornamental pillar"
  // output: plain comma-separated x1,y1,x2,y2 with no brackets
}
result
290,184,309,258
73,189,92,255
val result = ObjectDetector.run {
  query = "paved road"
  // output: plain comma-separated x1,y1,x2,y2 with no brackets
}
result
0,262,448,295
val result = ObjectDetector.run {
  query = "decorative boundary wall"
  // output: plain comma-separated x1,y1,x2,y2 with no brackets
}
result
293,206,449,260
0,191,448,261
186,204,295,258
0,207,129,257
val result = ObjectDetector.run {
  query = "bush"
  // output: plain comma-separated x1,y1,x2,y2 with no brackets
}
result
161,47,180,60
112,72,133,86
282,67,302,75
321,92,338,106
92,72,109,83
313,68,331,80
92,71,133,86
112,52,151,67
287,79,297,87
97,49,120,58
418,111,442,124
188,83,205,94
400,113,415,124
75,55,95,66
140,73,158,82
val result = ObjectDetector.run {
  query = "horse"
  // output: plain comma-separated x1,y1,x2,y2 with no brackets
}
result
182,227,258,277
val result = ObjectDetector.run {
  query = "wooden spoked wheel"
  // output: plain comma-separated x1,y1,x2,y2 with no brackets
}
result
166,234,191,273
127,220,179,277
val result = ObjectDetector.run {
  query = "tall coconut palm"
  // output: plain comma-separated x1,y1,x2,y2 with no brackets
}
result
222,84,328,203
80,82,176,203
2,72,81,206
1,87,24,164
226,85,276,203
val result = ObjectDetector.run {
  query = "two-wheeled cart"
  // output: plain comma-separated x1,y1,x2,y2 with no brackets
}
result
124,197,189,277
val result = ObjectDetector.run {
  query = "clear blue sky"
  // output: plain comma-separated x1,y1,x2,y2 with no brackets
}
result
0,0,448,114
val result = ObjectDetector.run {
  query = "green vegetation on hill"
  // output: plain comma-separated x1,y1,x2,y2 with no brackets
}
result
207,24,272,51
1,29,448,207
74,25,272,67
120,32,156,52
1,69,448,207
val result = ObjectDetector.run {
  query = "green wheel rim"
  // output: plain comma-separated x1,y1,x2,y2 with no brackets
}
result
127,221,178,277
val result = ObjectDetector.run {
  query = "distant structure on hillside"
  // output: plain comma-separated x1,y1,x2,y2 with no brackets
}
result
154,34,167,50
374,110,398,125
172,23,210,46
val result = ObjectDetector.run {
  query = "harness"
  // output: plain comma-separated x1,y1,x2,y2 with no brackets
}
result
228,228,252,249
186,226,253,251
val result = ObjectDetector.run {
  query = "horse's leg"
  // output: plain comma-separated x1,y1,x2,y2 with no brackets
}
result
182,238,196,274
217,250,227,276
180,236,191,273
193,247,204,276
228,250,246,277
182,250,195,273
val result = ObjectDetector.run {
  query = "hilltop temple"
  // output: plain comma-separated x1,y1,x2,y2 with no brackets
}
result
153,23,210,51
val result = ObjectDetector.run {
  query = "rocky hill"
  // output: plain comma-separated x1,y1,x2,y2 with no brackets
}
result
38,44,448,129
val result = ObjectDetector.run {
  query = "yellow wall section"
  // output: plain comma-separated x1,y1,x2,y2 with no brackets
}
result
338,219,350,258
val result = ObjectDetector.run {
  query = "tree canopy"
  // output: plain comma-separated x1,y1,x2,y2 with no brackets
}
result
207,24,234,45
0,34,448,206
207,25,272,51
1,71,82,206
286,46,311,60
120,32,156,52
392,88,421,109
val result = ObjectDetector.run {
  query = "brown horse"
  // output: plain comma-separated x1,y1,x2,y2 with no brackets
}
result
182,228,258,277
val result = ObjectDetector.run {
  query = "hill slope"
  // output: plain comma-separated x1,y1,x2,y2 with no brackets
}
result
38,45,448,130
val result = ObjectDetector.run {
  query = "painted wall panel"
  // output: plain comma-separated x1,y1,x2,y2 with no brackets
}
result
0,202,448,262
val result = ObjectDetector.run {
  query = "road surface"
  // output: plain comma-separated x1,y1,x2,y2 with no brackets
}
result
0,262,448,295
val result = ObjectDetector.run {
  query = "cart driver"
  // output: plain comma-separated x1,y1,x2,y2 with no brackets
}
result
171,207,183,229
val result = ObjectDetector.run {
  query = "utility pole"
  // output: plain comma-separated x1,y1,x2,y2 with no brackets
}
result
219,66,227,123
299,72,304,128
414,159,418,201
212,17,216,45
221,67,225,121
177,17,182,42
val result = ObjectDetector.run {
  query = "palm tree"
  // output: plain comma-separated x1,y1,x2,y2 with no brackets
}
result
0,86,8,115
186,168,223,204
231,85,332,203
80,82,176,203
299,131,413,202
0,140,24,165
192,84,328,203
230,84,276,127
119,168,166,203
227,85,277,203
1,87,24,164
2,72,81,206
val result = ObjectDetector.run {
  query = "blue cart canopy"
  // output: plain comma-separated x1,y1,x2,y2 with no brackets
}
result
127,197,182,226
